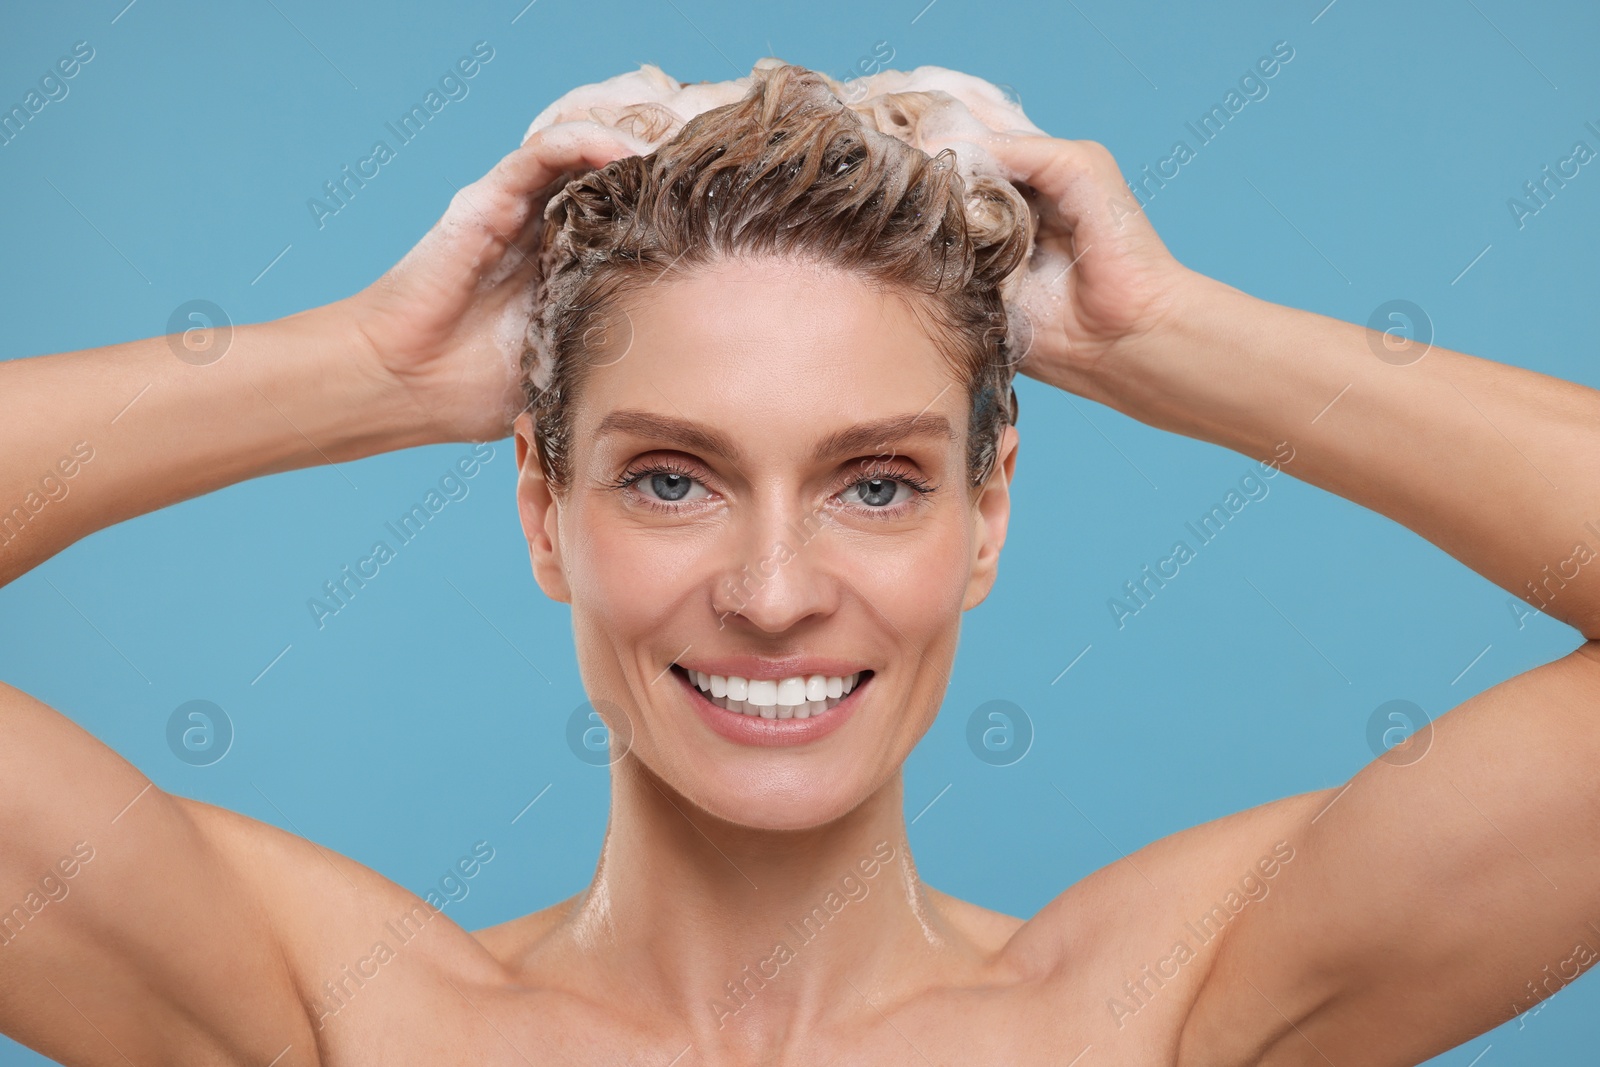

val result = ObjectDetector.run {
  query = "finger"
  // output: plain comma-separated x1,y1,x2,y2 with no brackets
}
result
494,120,654,199
1004,135,1158,246
985,134,1102,190
422,123,644,267
985,135,1135,231
452,121,655,251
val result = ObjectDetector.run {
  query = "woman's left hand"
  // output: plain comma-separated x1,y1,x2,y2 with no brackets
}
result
945,132,1205,395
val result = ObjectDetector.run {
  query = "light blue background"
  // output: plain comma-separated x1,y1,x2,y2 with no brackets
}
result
3,0,1597,1062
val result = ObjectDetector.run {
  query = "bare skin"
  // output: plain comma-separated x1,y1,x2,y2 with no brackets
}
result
3,119,1599,1067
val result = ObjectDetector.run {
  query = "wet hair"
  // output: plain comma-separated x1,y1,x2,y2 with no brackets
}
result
524,62,1034,494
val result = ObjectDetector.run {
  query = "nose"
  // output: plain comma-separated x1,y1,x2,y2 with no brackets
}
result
710,497,840,633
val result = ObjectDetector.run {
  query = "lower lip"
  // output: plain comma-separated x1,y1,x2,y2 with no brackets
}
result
675,668,870,747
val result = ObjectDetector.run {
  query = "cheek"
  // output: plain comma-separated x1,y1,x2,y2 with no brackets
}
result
860,528,967,613
562,503,708,649
838,512,974,659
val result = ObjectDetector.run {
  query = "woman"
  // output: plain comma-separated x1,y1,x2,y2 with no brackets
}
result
2,60,1598,1066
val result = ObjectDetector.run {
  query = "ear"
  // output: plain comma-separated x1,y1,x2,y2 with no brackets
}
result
962,423,1019,612
513,411,572,604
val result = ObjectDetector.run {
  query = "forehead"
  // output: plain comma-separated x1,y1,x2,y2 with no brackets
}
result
573,256,965,434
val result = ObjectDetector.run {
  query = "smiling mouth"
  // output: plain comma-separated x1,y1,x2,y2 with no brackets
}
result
670,665,873,720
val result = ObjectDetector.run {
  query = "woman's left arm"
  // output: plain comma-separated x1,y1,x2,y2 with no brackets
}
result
976,131,1600,1064
1112,242,1600,1067
1094,274,1600,641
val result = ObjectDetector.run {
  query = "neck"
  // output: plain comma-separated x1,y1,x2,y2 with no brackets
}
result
561,757,957,1046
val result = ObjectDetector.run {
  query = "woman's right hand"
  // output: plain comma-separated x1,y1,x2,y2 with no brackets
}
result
343,122,650,443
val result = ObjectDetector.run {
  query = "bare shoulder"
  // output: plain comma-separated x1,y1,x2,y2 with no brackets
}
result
922,883,1029,955
174,795,507,988
470,891,584,963
1000,786,1338,982
873,788,1343,1056
180,795,607,998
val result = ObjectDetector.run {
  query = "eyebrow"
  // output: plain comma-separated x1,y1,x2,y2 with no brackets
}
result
592,409,958,464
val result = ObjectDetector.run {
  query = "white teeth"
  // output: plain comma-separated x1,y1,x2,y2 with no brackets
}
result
796,698,830,719
679,667,866,720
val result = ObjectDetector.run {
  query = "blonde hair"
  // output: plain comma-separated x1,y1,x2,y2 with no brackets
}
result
525,62,1034,491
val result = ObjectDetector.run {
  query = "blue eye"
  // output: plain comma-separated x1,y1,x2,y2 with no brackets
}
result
625,466,710,504
648,472,694,501
842,477,915,508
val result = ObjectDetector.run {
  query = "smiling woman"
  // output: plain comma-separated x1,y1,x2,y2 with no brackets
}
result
494,63,1043,822
516,252,1009,813
6,48,1600,1067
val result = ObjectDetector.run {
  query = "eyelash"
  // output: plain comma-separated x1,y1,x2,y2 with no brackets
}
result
608,459,938,517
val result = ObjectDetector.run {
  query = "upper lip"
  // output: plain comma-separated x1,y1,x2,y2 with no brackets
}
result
672,655,872,679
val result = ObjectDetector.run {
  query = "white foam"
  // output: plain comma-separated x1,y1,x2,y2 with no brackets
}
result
494,276,540,397
523,58,1045,184
521,59,1056,380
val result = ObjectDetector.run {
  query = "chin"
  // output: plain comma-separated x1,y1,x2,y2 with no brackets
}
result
676,769,872,833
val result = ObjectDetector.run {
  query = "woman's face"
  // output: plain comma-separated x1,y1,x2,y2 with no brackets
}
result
514,255,1018,831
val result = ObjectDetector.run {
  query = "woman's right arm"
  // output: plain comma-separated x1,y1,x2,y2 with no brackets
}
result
0,123,642,1065
0,300,427,585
